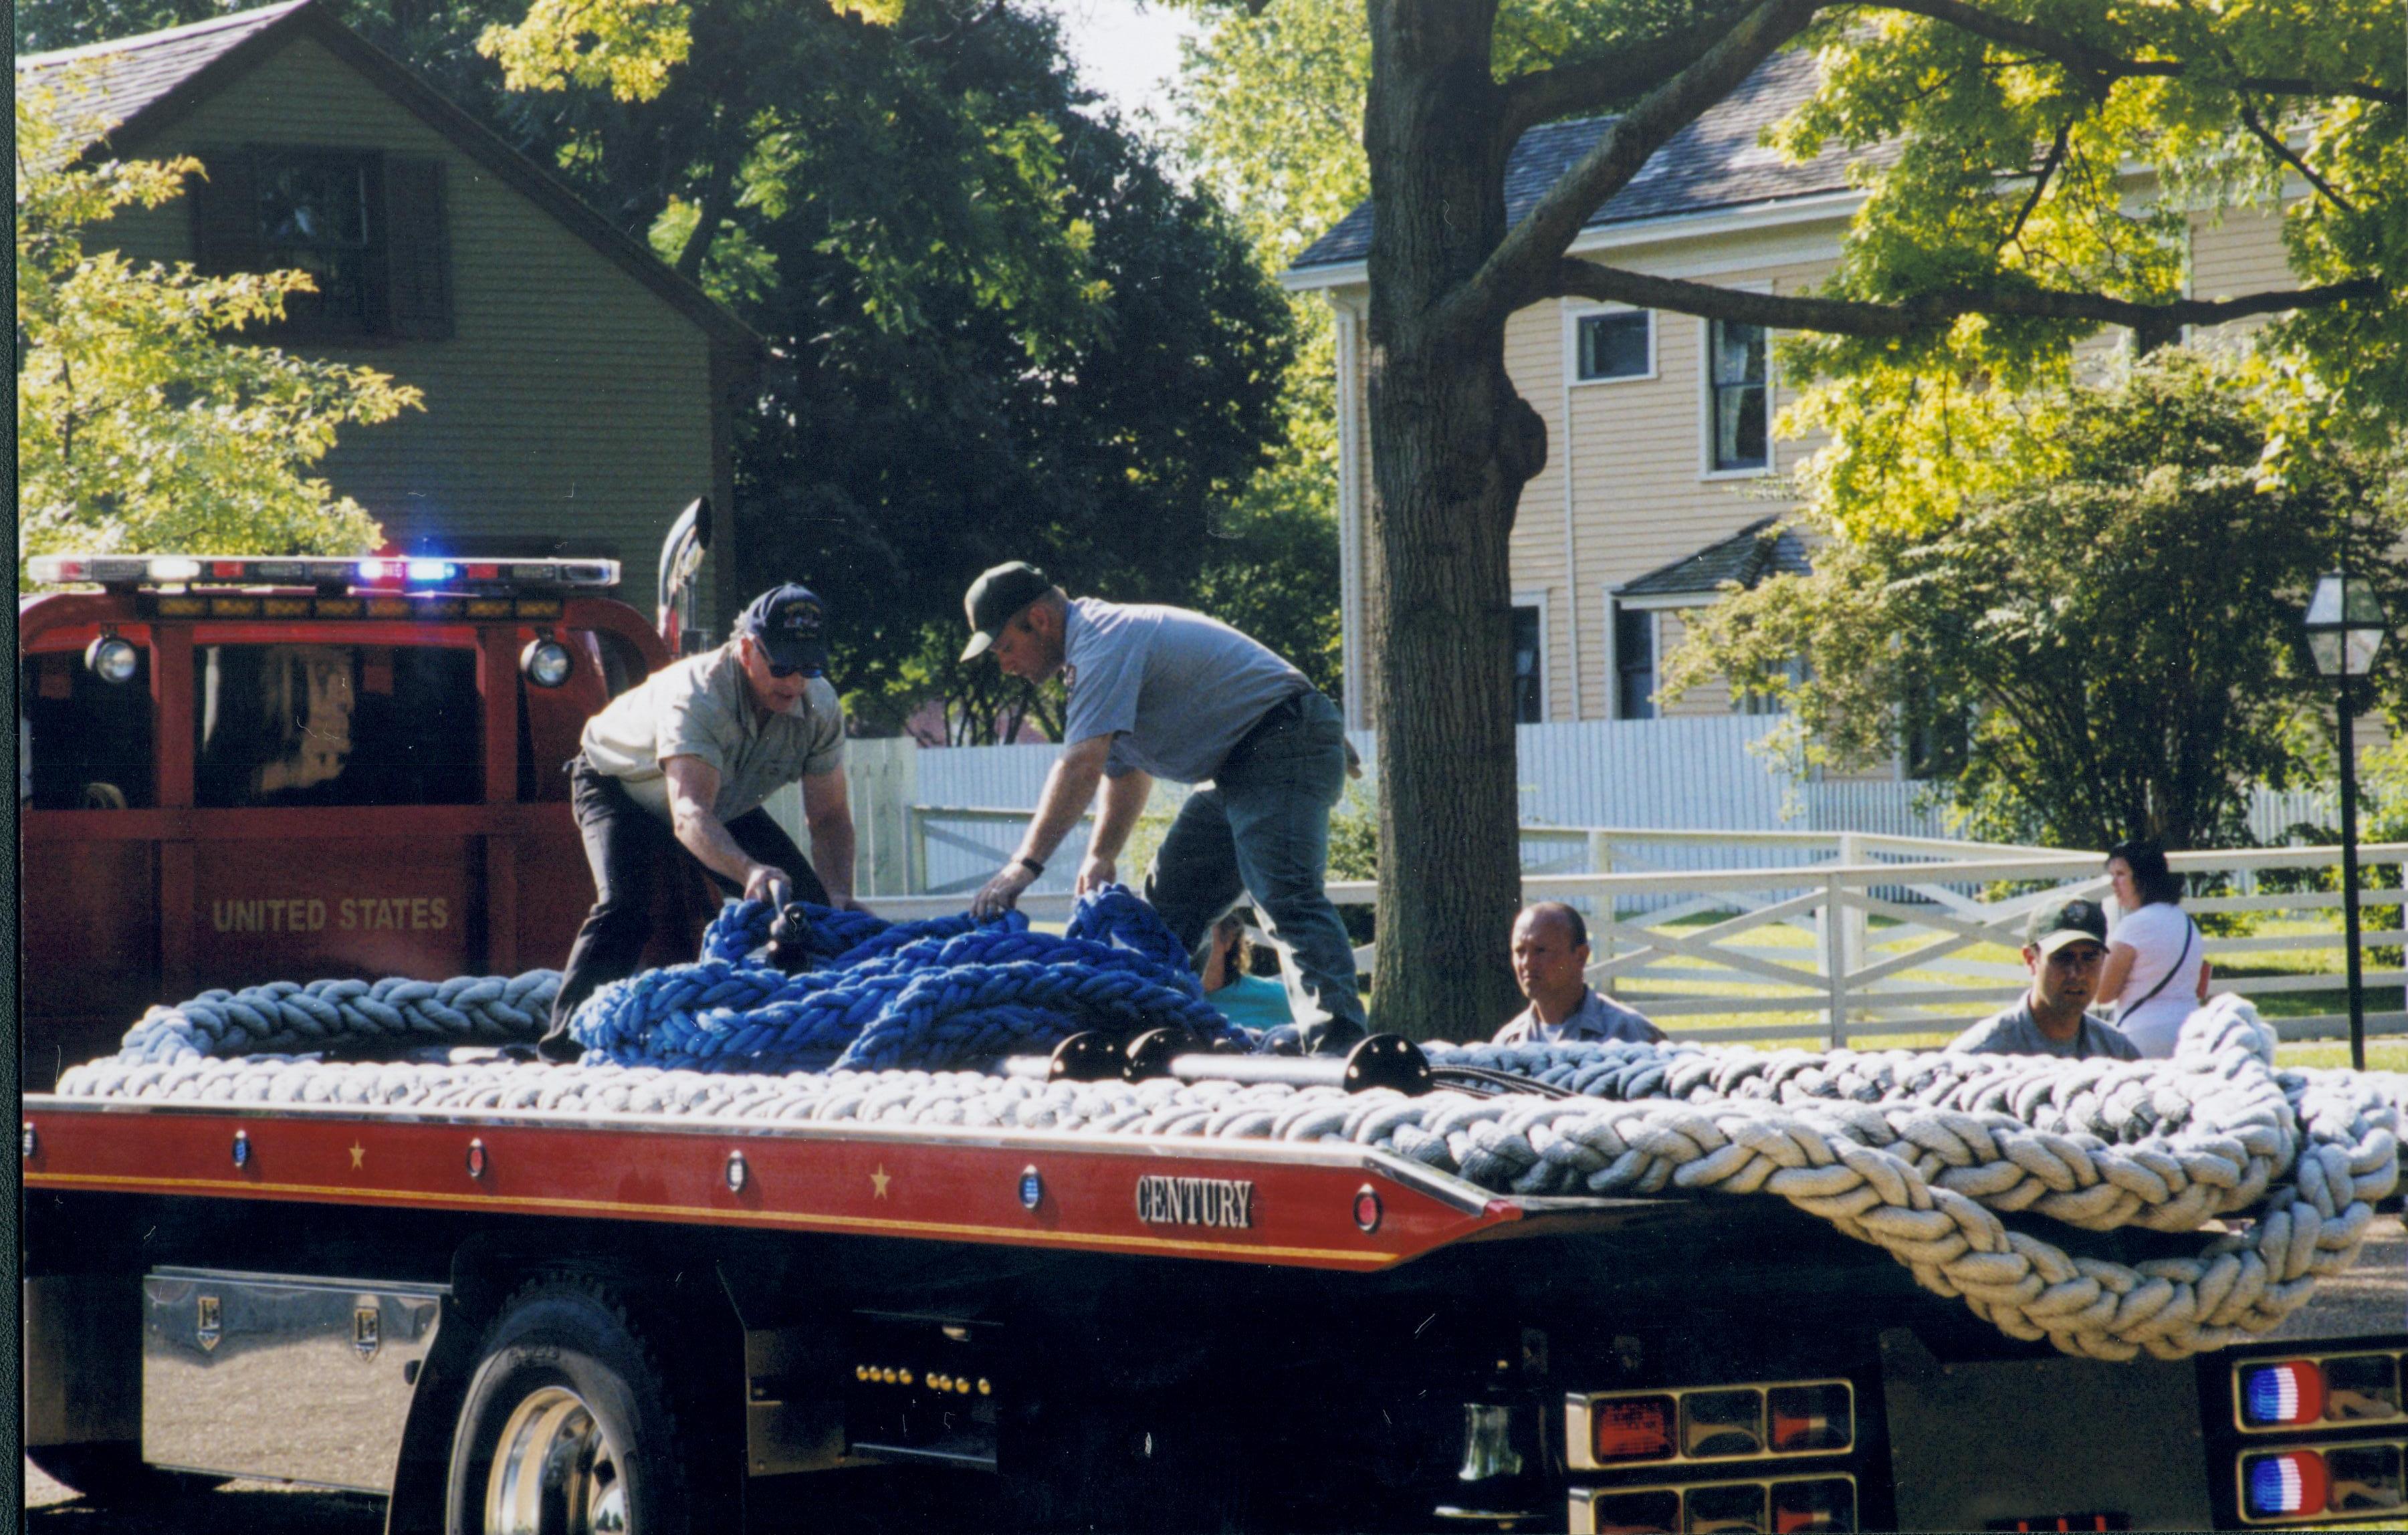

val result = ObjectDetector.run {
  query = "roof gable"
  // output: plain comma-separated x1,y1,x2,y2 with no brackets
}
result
1617,515,1811,597
17,0,758,354
1289,48,1865,273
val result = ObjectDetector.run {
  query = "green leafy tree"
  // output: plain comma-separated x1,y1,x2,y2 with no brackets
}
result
16,90,421,578
1666,352,2405,851
1155,0,2402,1036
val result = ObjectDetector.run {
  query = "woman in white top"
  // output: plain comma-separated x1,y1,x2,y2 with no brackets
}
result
2095,838,2210,1058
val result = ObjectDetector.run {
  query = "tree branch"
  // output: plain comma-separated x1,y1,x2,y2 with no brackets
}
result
1547,257,2383,338
2003,118,2070,249
1869,0,2405,106
1447,0,1828,336
2237,102,2356,216
1495,0,1767,142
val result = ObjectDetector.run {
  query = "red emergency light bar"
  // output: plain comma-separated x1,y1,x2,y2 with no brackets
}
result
26,554,621,594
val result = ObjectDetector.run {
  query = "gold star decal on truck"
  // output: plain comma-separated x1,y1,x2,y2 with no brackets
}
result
349,1143,366,1170
870,1165,891,1199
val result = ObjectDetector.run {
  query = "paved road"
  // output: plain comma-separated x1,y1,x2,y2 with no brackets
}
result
28,1219,2406,1530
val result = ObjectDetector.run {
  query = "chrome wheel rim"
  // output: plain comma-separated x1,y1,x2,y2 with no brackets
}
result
483,1384,630,1535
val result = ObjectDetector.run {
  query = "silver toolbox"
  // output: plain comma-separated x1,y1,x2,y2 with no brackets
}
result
143,1267,445,1492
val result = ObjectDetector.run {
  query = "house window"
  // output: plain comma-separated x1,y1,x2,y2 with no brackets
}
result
257,151,376,332
1736,656,1805,717
1511,604,1544,723
191,146,453,341
1708,319,1769,472
1615,605,1656,720
1575,310,1652,382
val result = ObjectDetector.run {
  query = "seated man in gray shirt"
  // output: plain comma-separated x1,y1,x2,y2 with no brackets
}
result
1945,897,2141,1062
961,562,1367,1054
1494,902,1663,1046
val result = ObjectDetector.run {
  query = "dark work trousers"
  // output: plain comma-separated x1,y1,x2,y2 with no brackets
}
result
540,758,827,1058
1143,691,1367,1054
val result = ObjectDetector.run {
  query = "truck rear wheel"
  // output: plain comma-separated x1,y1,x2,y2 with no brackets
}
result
444,1281,691,1535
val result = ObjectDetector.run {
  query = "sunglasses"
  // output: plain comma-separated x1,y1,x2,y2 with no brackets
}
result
766,661,812,680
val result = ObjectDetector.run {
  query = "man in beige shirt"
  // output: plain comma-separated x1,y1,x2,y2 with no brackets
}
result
539,585,855,1060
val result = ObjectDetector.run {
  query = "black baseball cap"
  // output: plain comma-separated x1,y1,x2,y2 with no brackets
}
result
960,561,1055,662
2024,897,2108,955
736,584,829,677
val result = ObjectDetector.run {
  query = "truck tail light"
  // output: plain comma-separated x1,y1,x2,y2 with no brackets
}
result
2245,1451,2330,1520
1769,1384,1854,1453
1568,1476,1855,1535
1591,1395,1676,1463
1770,1475,1857,1531
1571,1379,1852,1471
2243,1363,2328,1429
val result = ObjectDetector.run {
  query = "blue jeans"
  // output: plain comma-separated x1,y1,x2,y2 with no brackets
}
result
1144,692,1367,1052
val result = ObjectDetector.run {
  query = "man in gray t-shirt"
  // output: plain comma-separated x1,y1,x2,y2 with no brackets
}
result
960,562,1367,1054
1945,897,2141,1062
538,584,857,1060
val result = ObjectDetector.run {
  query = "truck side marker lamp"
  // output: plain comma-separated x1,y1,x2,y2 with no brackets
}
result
1567,1473,1855,1534
84,632,140,684
2237,1439,2407,1524
1019,1167,1044,1210
21,1123,36,1160
726,1151,749,1193
1353,1185,1383,1233
231,1129,251,1168
1569,1381,1852,1470
465,1139,487,1180
2235,1352,2403,1431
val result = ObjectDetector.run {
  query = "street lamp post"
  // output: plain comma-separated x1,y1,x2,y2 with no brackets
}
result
2304,570,2388,1070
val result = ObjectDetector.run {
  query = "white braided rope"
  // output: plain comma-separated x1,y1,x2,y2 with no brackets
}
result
53,994,2404,1361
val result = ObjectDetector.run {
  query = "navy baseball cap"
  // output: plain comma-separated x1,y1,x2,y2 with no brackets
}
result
736,585,830,677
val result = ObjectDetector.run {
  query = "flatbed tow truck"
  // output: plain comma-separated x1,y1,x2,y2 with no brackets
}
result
19,555,2408,1534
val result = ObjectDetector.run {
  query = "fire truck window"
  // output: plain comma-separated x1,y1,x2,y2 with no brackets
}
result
19,651,156,810
195,645,482,808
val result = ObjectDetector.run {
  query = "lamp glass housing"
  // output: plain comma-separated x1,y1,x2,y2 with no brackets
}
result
2306,574,2388,677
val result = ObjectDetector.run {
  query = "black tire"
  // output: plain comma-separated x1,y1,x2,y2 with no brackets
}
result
25,1440,225,1505
443,1280,691,1535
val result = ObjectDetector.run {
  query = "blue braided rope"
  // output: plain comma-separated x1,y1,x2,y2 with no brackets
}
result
572,885,1232,1072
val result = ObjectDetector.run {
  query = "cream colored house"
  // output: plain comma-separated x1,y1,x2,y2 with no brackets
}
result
1284,50,2294,744
19,0,760,624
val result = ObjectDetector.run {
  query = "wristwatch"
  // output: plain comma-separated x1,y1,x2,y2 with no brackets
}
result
1014,856,1045,878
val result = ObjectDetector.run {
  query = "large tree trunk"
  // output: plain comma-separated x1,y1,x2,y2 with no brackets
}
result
1362,0,1547,1038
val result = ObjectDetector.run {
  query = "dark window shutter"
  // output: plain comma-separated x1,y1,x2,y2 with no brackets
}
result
383,158,453,340
357,152,393,336
188,146,261,273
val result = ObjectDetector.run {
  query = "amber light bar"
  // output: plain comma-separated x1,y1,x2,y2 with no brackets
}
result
1566,1379,1854,1471
27,554,619,594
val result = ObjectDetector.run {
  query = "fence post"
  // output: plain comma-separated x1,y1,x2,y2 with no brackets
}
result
907,806,929,896
1838,832,1867,1028
1824,866,1851,1049
1589,830,1617,997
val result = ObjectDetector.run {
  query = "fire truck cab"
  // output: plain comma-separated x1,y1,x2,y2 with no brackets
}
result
17,550,677,1087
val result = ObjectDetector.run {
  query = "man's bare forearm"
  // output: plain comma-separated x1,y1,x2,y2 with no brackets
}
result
808,812,855,903
1016,740,1111,866
1089,769,1153,862
672,804,762,889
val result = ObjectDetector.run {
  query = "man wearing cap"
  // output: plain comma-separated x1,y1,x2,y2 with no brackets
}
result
1944,898,2141,1061
959,562,1368,1054
538,585,855,1060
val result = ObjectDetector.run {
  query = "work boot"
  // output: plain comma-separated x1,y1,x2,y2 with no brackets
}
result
534,1028,584,1064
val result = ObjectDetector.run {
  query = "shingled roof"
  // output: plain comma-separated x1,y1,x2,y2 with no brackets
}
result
16,0,757,352
1289,47,1863,275
1617,516,1811,598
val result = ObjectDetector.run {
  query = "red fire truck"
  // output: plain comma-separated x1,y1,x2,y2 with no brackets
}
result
19,555,2408,1534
